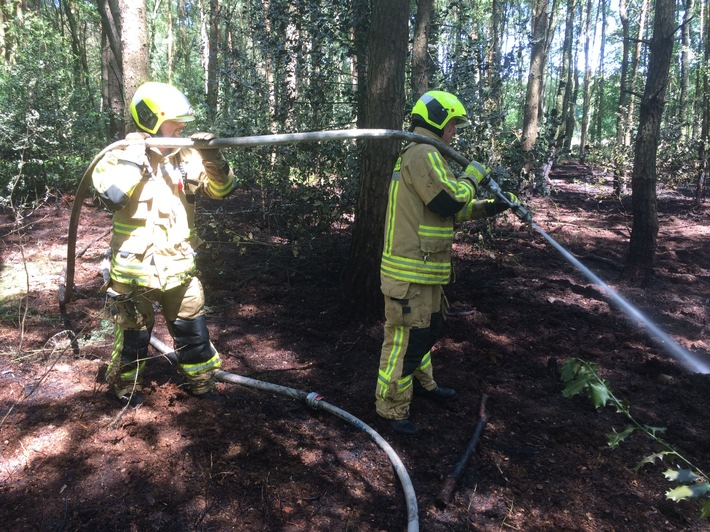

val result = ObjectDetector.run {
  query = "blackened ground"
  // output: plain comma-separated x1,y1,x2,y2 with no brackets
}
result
1,161,709,531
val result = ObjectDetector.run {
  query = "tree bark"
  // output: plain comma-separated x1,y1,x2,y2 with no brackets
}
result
554,0,575,148
205,0,220,119
98,0,124,139
696,0,710,204
119,0,149,134
679,0,694,142
489,0,505,148
626,0,675,281
411,0,435,97
593,0,607,141
616,0,630,147
521,0,551,155
627,0,650,145
344,0,409,318
579,0,593,160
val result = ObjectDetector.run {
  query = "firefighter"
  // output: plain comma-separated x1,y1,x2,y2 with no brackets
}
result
376,90,519,435
92,82,236,407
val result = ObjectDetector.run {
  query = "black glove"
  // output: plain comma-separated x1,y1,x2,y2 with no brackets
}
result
484,191,520,216
190,131,222,162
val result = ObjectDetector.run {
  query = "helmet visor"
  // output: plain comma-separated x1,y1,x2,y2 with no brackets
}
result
453,116,470,129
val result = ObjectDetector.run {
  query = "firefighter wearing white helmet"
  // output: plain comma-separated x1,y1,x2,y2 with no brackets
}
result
375,90,519,435
92,81,236,407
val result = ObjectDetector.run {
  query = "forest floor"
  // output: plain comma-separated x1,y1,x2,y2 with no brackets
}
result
1,160,710,531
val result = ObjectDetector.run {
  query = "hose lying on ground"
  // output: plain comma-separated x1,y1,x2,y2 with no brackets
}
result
149,335,420,532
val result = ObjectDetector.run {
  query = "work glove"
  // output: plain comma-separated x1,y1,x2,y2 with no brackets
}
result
122,131,150,167
484,191,520,216
463,160,491,186
191,131,222,162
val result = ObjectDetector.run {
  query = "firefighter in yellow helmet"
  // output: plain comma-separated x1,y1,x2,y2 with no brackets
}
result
92,82,236,407
376,90,520,435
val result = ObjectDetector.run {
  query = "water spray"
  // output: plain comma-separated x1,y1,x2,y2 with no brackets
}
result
61,128,710,375
531,223,710,374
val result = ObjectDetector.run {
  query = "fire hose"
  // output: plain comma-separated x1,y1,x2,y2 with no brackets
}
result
148,336,420,532
58,128,529,307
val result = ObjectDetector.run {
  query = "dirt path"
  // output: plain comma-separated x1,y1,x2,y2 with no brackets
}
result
1,162,709,531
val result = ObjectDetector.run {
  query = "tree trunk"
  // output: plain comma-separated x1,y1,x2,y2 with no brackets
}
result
579,0,593,160
554,0,575,148
563,49,579,152
696,0,710,204
616,0,630,147
489,0,505,151
343,0,409,318
593,0,607,141
626,0,675,282
98,0,124,139
411,0,435,97
205,0,220,119
679,0,694,142
627,0,650,145
521,0,551,155
119,0,149,134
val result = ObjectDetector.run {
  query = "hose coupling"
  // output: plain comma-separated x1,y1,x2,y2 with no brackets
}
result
306,391,324,410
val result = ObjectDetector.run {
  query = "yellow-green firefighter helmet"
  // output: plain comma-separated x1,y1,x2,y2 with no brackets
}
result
411,90,470,130
130,82,195,134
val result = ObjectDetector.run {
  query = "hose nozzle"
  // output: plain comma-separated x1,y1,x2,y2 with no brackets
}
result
480,175,532,224
511,204,532,223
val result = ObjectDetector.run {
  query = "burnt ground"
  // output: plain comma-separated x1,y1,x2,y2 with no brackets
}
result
1,161,709,531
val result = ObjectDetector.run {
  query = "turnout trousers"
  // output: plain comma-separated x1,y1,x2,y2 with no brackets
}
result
106,276,221,397
376,283,446,420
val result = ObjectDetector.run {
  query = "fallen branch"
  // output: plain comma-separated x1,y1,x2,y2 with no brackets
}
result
436,393,489,508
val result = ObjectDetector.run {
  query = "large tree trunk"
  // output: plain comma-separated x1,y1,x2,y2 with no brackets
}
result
119,0,149,134
343,0,409,318
626,0,674,282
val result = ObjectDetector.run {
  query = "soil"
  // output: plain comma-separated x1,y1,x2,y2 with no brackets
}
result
1,161,710,532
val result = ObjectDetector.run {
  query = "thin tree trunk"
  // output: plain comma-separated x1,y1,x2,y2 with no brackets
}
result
489,0,505,152
613,0,630,195
580,0,593,160
205,0,220,119
680,0,694,142
626,0,675,282
563,44,580,152
521,0,551,155
627,0,650,145
554,0,575,148
593,0,607,141
696,0,710,204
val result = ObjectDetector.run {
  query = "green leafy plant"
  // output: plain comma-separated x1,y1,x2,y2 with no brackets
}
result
560,358,710,519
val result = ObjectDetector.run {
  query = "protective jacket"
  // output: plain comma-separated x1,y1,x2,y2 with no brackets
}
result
92,142,235,290
380,127,489,292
